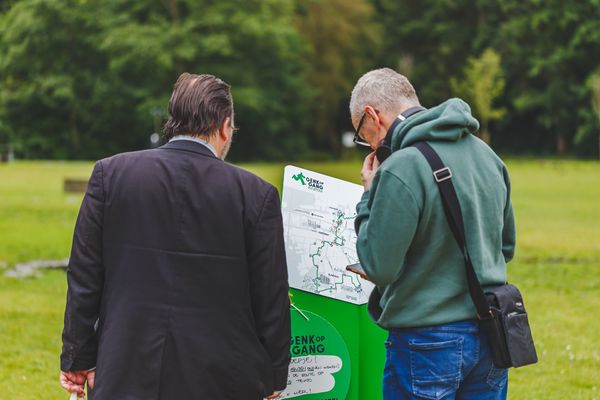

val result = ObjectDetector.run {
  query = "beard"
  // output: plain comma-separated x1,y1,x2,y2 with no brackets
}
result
220,136,232,160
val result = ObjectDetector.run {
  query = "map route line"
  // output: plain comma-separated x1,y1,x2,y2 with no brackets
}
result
309,209,359,293
315,259,362,294
283,165,374,305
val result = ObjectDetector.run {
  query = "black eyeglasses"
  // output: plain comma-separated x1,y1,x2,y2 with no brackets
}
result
353,112,370,147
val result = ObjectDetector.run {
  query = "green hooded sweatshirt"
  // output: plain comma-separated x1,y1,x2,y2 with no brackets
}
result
355,98,515,329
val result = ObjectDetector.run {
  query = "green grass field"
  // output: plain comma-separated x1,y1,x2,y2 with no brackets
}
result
1,159,599,399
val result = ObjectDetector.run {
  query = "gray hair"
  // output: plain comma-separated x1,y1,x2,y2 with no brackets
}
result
349,68,420,121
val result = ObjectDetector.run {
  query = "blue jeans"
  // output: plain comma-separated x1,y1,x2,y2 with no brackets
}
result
383,320,508,400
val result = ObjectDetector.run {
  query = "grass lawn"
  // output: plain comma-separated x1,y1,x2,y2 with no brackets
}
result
0,159,599,399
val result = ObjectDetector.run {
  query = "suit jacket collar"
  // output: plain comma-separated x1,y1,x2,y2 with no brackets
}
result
160,139,219,159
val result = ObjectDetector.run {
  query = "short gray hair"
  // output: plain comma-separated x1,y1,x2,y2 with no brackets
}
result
349,68,419,121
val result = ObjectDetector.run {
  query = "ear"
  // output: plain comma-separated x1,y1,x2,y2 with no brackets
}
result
364,106,381,126
218,117,231,142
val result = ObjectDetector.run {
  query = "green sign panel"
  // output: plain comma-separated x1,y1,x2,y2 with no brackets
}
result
281,308,351,399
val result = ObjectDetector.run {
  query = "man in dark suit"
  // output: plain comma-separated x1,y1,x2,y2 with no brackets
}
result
60,73,291,400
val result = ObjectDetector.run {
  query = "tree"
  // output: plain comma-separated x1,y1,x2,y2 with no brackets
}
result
587,73,600,158
0,0,111,158
294,0,380,155
0,0,313,160
492,0,600,155
372,0,600,156
451,48,506,144
372,0,496,105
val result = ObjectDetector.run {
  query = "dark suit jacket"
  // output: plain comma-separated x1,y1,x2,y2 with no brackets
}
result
61,140,291,399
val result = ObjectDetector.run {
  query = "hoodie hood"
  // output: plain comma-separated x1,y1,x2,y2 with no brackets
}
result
391,98,479,151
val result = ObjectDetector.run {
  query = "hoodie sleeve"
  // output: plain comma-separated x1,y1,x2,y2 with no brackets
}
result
501,166,516,262
354,169,420,287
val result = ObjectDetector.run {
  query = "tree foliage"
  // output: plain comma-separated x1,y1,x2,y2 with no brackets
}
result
295,0,380,155
493,0,600,155
373,0,600,156
0,0,312,160
1,0,599,159
451,49,506,144
587,73,600,157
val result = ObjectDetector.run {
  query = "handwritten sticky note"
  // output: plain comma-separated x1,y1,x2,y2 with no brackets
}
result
279,355,343,399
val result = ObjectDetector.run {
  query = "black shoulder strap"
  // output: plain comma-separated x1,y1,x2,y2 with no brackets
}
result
413,142,491,319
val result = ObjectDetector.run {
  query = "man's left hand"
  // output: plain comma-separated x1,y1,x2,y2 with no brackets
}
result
361,152,380,192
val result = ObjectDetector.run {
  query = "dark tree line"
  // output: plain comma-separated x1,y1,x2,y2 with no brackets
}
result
1,0,599,160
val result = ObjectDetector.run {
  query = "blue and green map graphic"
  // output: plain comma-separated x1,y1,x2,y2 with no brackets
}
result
282,166,374,305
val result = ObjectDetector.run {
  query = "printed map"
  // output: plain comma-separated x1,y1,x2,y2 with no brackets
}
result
282,166,374,305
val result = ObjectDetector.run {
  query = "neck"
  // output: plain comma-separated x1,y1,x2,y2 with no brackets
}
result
206,135,229,160
173,133,222,158
377,104,424,147
379,105,405,131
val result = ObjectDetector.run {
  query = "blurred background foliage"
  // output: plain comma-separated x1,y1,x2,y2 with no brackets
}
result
0,0,599,161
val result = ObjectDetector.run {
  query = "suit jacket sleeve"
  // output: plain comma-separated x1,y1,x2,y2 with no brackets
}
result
61,161,105,371
246,186,291,391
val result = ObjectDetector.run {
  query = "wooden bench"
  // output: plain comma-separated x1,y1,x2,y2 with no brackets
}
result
64,178,88,193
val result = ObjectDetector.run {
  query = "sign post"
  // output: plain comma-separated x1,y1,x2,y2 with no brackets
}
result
282,166,387,400
281,308,351,399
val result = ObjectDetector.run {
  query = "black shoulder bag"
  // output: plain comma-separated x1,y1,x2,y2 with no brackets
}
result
413,141,538,368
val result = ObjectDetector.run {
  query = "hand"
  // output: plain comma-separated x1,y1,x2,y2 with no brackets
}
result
361,152,380,191
60,370,95,397
265,391,282,399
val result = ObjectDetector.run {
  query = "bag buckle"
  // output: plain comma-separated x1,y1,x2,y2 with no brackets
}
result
433,167,452,182
478,308,495,320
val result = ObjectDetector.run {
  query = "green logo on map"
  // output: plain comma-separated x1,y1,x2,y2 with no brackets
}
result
292,172,306,185
292,171,324,192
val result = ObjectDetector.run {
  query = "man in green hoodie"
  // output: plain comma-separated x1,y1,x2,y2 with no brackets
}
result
350,68,515,399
